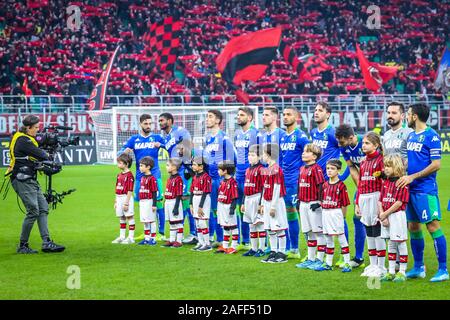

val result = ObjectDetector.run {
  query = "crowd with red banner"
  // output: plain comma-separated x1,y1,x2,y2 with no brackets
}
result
0,0,448,102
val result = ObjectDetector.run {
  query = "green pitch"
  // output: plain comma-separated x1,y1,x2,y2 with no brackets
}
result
1,156,449,300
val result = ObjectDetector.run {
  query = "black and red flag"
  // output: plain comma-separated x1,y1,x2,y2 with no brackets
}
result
356,44,398,92
216,27,331,104
216,27,282,104
280,41,331,82
88,43,121,112
143,16,182,76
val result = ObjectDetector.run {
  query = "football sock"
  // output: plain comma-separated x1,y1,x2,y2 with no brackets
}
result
169,228,177,242
367,236,377,267
119,217,126,239
354,216,366,260
176,225,184,243
410,230,425,268
388,240,397,274
277,230,286,254
397,241,408,273
344,219,349,242
325,235,335,266
431,229,447,270
269,232,277,252
202,227,210,246
259,231,267,251
287,218,300,251
337,234,350,263
316,232,326,262
157,207,165,235
231,228,239,249
375,236,386,269
307,232,317,261
150,221,156,240
144,223,150,241
128,218,135,239
197,229,204,246
223,229,230,249
250,226,258,251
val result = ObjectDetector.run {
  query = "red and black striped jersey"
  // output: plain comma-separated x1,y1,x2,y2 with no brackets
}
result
321,180,350,209
115,171,134,195
165,174,183,199
379,178,409,212
244,163,264,196
139,174,158,200
298,163,325,202
190,172,212,195
218,177,239,204
358,151,384,195
262,164,286,201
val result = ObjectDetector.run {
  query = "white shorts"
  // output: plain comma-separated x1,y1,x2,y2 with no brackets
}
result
192,194,211,220
139,199,156,223
299,201,323,233
164,199,183,223
115,195,134,217
262,199,288,232
381,225,390,239
388,210,408,242
359,192,380,227
243,193,263,225
217,202,238,227
322,208,345,235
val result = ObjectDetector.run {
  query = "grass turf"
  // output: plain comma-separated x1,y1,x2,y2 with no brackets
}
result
1,156,449,300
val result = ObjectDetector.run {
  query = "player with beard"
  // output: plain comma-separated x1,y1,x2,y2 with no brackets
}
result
159,113,197,245
383,102,412,159
120,114,166,241
234,107,259,251
397,103,448,282
280,107,310,259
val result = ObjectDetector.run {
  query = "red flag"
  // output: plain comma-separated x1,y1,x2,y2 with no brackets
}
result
356,44,398,92
22,78,32,97
216,27,282,104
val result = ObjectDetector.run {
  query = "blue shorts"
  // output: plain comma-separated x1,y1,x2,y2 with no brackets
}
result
406,192,441,224
210,178,222,211
284,184,299,208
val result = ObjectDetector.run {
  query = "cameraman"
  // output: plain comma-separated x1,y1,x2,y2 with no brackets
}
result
8,115,65,254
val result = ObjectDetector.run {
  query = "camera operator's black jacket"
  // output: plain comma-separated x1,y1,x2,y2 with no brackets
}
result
9,133,49,180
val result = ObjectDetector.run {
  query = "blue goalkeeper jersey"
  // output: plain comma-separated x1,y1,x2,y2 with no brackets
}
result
234,125,259,181
121,133,165,179
161,125,192,158
310,125,341,171
280,127,310,185
407,127,441,194
340,134,365,168
204,130,236,180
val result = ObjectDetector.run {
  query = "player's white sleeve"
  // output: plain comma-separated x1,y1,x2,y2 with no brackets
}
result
271,183,281,210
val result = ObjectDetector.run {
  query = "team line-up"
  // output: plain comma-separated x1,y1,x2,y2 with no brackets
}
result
113,101,448,283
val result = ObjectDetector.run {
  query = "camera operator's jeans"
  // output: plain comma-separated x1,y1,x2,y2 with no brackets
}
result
11,179,50,244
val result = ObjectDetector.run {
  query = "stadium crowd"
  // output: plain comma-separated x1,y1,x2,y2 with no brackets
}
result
0,0,449,101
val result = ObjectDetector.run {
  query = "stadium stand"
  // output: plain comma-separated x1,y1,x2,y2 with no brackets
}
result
0,0,449,102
